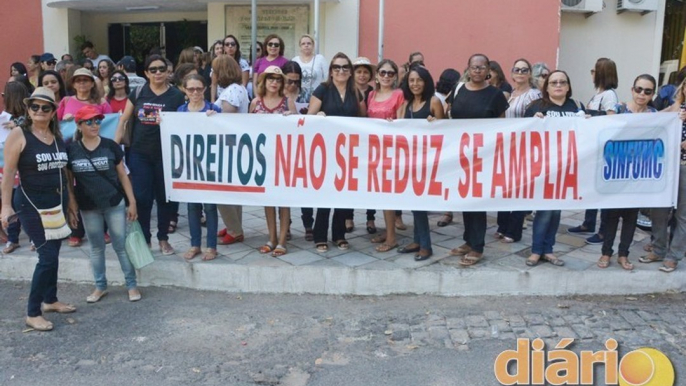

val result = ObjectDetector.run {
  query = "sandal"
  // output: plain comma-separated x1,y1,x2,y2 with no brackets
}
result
3,242,20,254
259,242,275,254
450,243,471,256
501,236,515,243
526,254,541,267
202,248,218,261
543,254,565,266
159,241,175,256
597,255,611,269
617,256,634,271
437,213,453,227
398,243,420,254
366,220,377,234
375,242,398,253
168,220,177,234
638,253,663,263
315,243,328,253
371,234,387,244
41,302,76,314
345,219,354,233
184,247,201,260
459,251,483,266
659,261,677,273
335,240,350,251
414,249,433,261
25,316,53,332
271,245,287,257
305,229,314,242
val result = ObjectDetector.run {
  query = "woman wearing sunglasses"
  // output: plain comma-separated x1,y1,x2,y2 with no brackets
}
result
252,34,288,87
594,74,658,271
114,54,185,256
532,63,550,90
495,59,541,245
445,54,509,267
1,87,78,331
223,35,250,87
365,59,405,253
66,105,139,303
177,74,221,262
643,77,686,272
308,52,366,253
106,70,129,113
523,70,584,268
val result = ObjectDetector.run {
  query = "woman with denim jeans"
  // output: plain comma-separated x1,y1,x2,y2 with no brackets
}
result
395,65,444,261
177,74,221,261
67,105,140,302
1,87,78,331
523,70,584,267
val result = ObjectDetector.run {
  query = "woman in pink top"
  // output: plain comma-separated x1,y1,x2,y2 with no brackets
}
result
252,34,289,86
57,67,112,122
366,59,405,253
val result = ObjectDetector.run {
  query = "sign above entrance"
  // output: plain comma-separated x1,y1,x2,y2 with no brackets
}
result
226,5,310,61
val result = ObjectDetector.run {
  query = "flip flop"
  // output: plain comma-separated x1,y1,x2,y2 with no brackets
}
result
41,302,76,314
597,255,611,269
184,247,201,260
159,241,175,256
375,243,398,253
371,234,387,244
271,245,287,257
617,256,634,271
202,249,218,261
659,263,677,273
638,253,663,263
25,317,53,332
459,252,483,266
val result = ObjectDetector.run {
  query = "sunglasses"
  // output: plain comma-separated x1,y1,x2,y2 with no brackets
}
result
332,64,352,73
267,42,281,48
378,70,396,78
79,118,102,126
549,80,569,87
110,76,126,82
29,104,54,113
186,87,205,94
266,76,283,83
633,86,654,96
286,79,300,85
147,65,168,74
45,60,57,65
224,41,237,47
512,67,530,74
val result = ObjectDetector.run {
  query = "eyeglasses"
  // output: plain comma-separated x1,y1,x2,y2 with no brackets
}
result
110,76,126,82
266,76,283,83
633,86,654,96
549,80,569,87
378,70,396,78
147,65,168,74
332,64,352,73
186,87,205,94
512,67,530,74
79,118,102,126
469,65,487,72
29,104,54,113
286,79,301,85
224,41,236,47
267,42,281,48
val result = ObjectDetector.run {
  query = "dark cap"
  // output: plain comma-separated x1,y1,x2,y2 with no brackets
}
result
40,53,56,63
117,56,137,72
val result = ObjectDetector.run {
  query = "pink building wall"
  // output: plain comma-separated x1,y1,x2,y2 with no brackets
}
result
359,0,561,81
0,0,44,110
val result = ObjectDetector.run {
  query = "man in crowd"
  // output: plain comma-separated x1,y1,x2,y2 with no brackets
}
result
117,56,146,90
55,59,74,82
81,41,111,68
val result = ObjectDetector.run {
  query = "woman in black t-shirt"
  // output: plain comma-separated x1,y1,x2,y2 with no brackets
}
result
308,52,366,253
445,54,509,267
523,70,584,268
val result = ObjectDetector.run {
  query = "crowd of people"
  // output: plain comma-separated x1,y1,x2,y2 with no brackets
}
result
2,37,686,332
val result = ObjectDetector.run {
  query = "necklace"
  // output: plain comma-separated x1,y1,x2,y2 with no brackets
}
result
34,129,50,141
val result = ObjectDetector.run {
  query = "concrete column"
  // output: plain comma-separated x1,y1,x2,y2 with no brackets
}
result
207,3,226,49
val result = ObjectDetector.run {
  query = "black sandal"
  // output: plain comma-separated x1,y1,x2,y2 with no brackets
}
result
168,220,178,234
414,249,433,261
398,243,420,254
437,213,453,227
366,220,377,234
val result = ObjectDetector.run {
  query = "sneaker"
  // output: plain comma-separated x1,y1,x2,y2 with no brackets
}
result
567,225,594,235
585,233,604,245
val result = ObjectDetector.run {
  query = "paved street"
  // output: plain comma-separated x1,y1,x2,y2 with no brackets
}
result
1,281,685,385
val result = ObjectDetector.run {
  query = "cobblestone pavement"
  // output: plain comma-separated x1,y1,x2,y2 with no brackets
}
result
1,281,684,385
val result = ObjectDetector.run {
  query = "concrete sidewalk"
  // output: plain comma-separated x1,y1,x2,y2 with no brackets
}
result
1,207,684,296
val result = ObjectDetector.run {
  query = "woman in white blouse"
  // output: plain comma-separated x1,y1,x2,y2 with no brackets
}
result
292,34,328,106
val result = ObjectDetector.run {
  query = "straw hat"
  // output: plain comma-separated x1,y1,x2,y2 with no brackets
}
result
258,66,287,84
72,67,95,81
23,87,58,109
352,57,376,74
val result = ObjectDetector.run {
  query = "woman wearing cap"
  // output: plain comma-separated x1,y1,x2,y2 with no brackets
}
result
308,52,366,253
293,35,328,105
66,105,139,303
114,54,185,255
107,70,129,113
223,35,250,87
213,55,249,246
252,34,288,86
177,74,221,261
38,70,67,105
249,66,296,257
1,87,78,331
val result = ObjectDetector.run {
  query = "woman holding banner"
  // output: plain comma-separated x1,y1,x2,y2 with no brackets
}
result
308,53,366,253
523,70,583,267
446,54,509,266
396,64,444,261
249,66,296,257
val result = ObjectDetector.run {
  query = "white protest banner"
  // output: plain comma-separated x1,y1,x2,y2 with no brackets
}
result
160,113,682,211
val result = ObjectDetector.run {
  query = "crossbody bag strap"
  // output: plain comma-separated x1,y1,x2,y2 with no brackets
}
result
78,140,129,205
20,140,64,211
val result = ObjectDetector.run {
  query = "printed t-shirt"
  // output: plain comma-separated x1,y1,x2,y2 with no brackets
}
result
129,84,185,157
67,138,124,211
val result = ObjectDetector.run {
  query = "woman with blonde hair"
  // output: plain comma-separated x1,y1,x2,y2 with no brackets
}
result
293,34,328,104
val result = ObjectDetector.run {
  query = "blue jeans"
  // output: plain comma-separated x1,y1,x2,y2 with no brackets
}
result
81,201,136,290
188,203,218,249
7,187,21,244
532,210,561,255
412,211,432,252
128,151,173,243
15,186,67,317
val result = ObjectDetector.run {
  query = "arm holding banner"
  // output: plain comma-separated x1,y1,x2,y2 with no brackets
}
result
114,100,134,144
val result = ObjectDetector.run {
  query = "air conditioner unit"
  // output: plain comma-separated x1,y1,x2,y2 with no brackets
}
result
561,0,603,13
617,0,658,14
